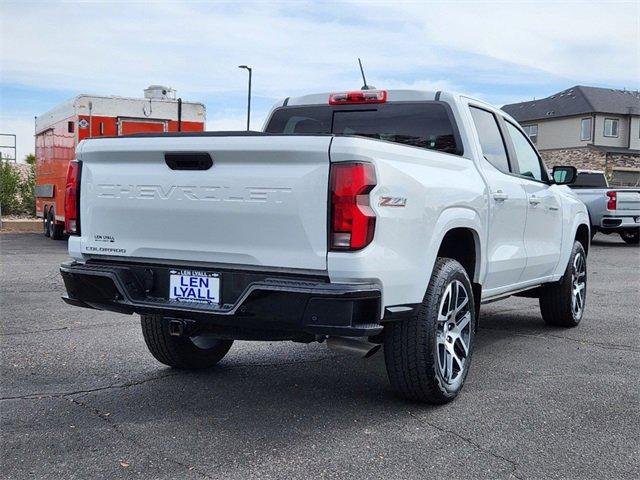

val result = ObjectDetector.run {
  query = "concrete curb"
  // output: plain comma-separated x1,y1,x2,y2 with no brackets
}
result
0,219,43,233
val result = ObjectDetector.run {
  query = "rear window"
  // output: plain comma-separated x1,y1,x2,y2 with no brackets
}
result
265,102,462,155
571,172,608,188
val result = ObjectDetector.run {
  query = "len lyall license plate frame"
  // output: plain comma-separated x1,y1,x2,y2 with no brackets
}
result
169,269,221,306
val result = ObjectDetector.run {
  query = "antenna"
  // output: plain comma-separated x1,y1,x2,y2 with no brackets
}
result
358,58,375,90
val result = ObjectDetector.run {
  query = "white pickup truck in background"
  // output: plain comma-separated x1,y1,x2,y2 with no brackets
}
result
555,170,640,244
60,89,590,403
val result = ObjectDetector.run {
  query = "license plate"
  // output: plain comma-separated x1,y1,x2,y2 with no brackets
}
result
169,269,220,305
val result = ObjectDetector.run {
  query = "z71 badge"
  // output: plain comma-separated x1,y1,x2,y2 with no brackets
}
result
379,196,407,207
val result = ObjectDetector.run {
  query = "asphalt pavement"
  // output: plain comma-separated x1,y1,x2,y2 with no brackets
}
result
1,232,639,479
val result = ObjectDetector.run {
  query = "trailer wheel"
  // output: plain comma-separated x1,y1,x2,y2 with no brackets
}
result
44,208,51,237
48,209,64,240
141,315,233,369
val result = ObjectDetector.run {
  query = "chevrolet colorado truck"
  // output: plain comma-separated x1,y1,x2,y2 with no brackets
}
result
553,169,640,244
60,89,590,404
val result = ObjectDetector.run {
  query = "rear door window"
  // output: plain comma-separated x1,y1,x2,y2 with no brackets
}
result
469,107,510,173
265,102,461,155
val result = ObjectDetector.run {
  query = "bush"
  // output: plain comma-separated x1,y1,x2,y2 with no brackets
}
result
0,154,36,216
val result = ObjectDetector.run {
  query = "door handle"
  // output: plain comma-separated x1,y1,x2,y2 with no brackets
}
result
529,195,541,206
492,191,509,202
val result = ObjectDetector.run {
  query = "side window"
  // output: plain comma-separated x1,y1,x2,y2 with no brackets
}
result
505,122,544,181
469,107,510,173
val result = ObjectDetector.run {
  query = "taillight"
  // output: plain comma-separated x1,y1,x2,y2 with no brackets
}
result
329,90,387,105
64,160,81,235
606,191,617,210
330,162,376,250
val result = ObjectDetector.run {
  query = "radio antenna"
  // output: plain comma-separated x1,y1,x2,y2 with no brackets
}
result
358,58,374,90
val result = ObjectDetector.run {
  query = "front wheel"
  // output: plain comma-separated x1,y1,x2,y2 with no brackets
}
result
620,229,639,245
44,211,51,237
539,241,587,327
384,258,476,404
141,315,233,369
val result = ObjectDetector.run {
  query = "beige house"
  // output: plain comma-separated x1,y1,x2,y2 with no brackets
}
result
502,86,640,186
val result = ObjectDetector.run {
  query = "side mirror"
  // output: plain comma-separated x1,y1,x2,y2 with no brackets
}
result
552,166,577,185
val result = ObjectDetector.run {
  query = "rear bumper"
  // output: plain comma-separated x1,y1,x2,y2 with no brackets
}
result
600,214,640,230
60,261,383,339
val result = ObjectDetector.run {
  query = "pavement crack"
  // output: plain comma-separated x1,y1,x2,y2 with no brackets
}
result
0,371,179,401
68,394,214,479
480,326,639,353
0,326,69,336
0,321,128,336
408,411,522,479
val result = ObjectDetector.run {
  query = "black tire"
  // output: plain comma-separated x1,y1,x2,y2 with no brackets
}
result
539,241,587,327
141,315,233,369
44,209,51,237
48,209,64,240
384,258,476,404
620,229,639,245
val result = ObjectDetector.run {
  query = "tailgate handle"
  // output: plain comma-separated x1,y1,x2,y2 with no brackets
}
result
165,153,213,171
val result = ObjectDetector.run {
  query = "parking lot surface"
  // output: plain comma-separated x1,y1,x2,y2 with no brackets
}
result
1,233,639,479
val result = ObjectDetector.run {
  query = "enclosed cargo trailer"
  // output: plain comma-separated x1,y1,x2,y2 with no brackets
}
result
35,86,206,238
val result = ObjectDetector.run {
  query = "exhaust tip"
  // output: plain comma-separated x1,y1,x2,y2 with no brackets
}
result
326,336,381,358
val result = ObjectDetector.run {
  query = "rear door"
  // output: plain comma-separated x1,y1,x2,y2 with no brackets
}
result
503,121,563,281
468,105,528,291
78,135,332,270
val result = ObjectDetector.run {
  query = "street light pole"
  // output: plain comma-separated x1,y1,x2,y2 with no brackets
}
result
238,65,252,131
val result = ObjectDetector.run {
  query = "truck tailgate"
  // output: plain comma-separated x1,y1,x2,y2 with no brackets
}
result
616,190,640,211
76,135,332,270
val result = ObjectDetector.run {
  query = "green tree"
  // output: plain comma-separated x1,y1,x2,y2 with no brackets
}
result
0,154,37,216
18,154,36,216
0,160,21,215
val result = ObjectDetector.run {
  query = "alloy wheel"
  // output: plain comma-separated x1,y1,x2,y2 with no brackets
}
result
571,252,586,319
436,280,472,387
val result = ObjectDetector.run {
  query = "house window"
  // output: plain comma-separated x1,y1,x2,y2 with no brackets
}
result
580,118,592,141
604,118,619,137
522,124,538,143
67,121,74,133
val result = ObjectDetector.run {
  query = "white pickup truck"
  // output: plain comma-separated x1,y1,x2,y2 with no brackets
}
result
60,89,590,403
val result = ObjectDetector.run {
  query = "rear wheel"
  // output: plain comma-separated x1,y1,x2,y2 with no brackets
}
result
620,229,639,245
384,258,475,404
539,241,586,327
140,315,233,369
48,209,64,240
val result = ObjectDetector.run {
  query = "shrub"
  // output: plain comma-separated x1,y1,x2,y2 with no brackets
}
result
0,154,36,216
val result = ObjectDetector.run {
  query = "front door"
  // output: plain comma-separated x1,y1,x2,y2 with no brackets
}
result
503,121,563,281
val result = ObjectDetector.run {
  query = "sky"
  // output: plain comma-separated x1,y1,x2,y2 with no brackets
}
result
1,0,639,162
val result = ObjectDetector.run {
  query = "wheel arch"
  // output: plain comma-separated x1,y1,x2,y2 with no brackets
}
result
575,223,590,256
426,206,484,286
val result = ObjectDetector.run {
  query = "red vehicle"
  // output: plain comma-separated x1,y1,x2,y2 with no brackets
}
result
35,85,206,239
